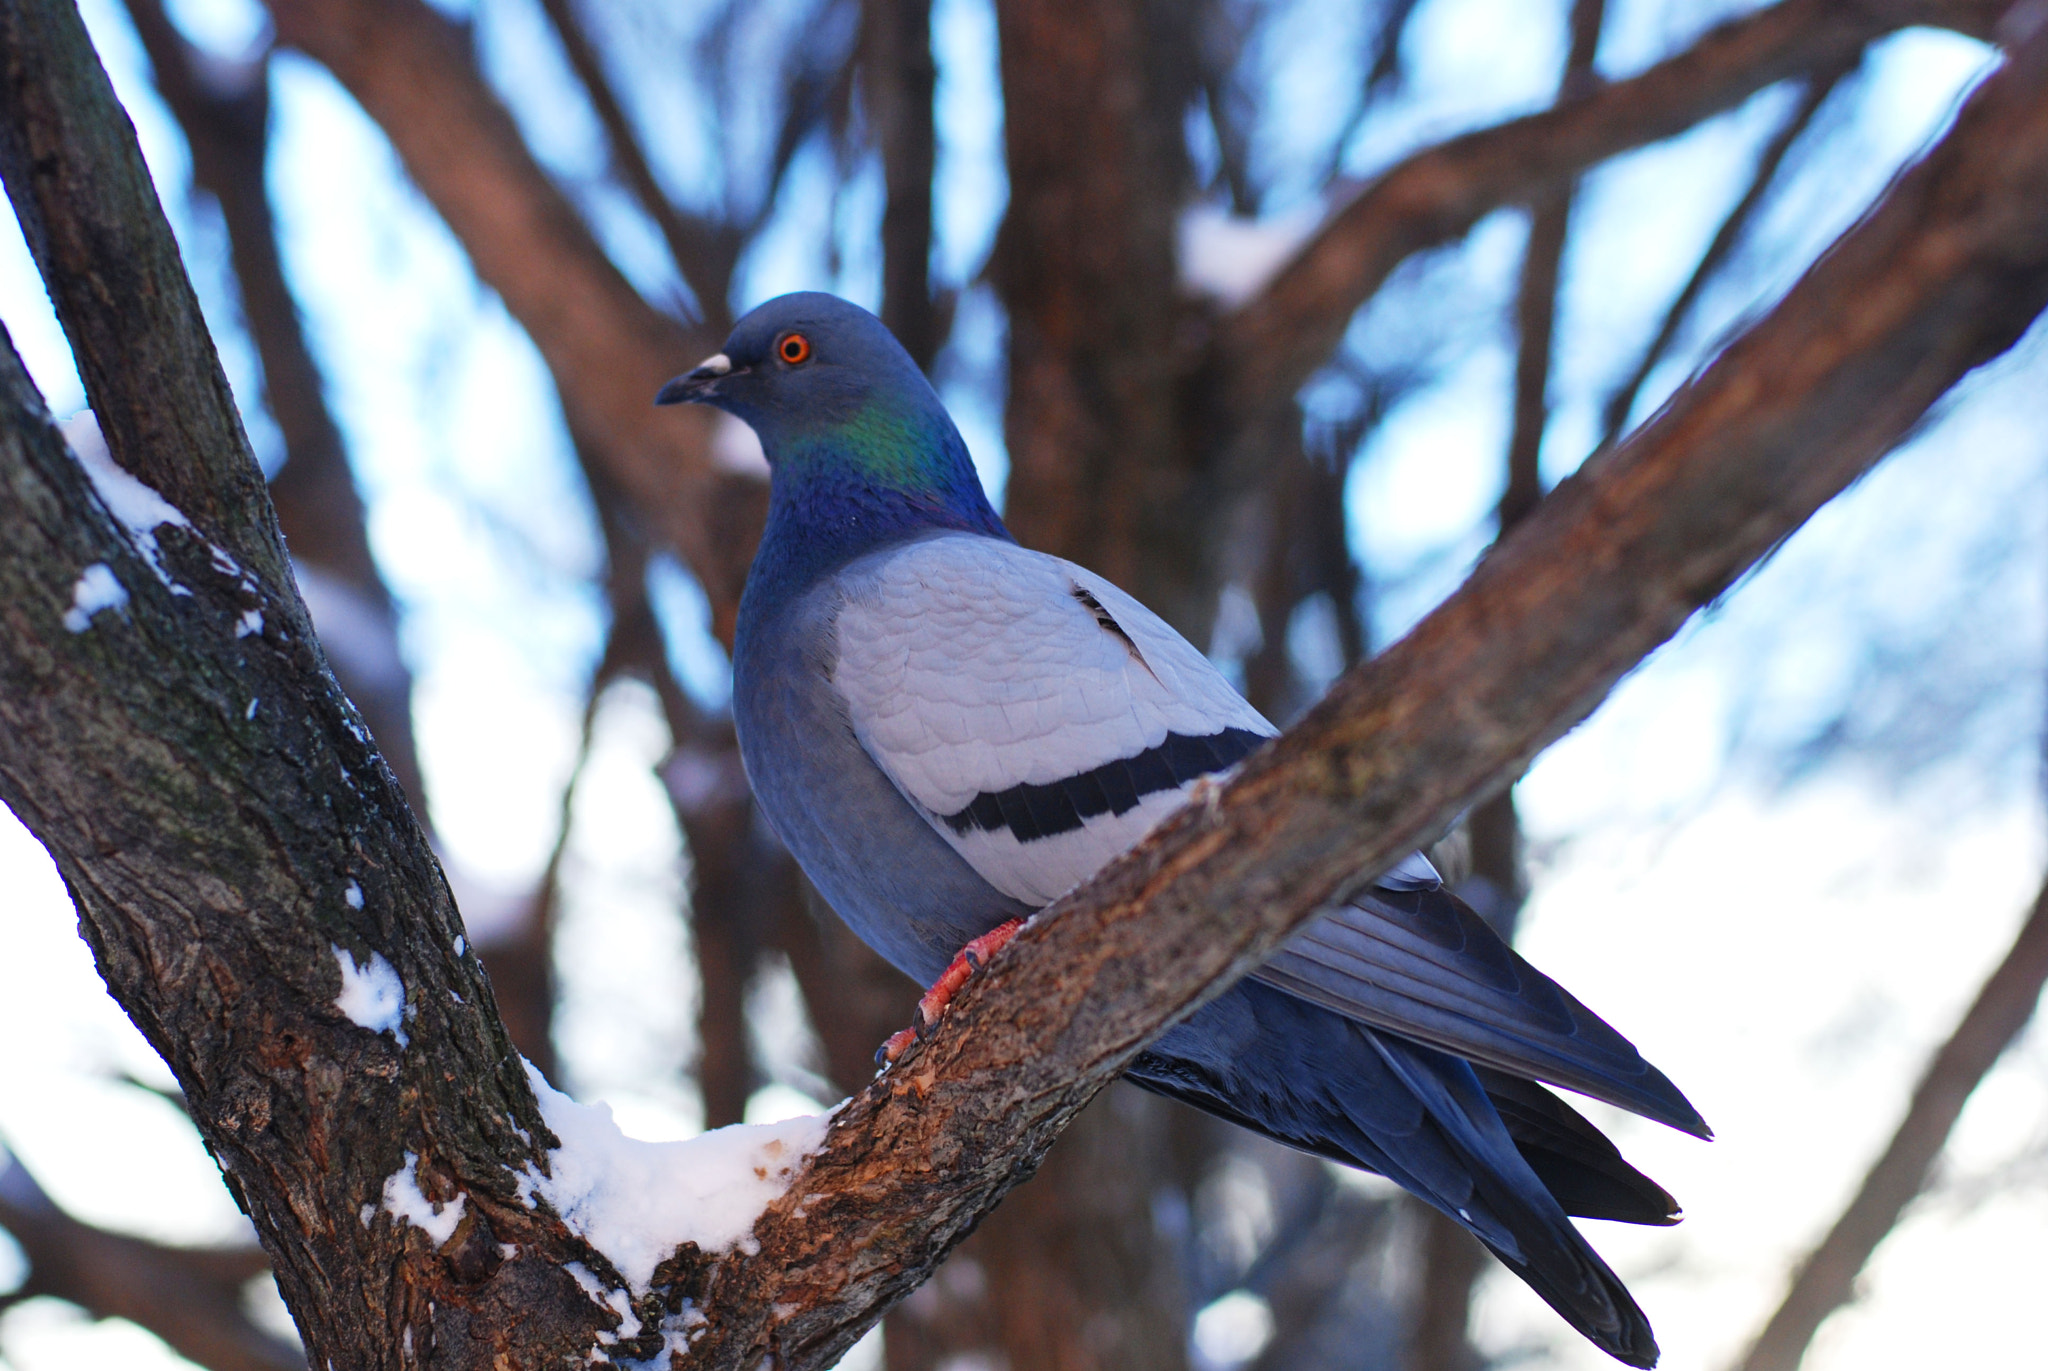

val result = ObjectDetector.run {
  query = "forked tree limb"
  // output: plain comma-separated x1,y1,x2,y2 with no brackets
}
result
1731,876,2048,1371
0,0,295,600
1214,0,2019,422
0,4,618,1366
3,7,2048,1371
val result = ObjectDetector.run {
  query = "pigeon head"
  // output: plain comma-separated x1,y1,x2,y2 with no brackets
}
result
659,292,1007,588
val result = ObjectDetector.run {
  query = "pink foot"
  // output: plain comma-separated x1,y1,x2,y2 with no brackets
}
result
879,919,1026,1065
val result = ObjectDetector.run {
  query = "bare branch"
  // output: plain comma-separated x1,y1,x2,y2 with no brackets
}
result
120,0,432,821
0,6,615,1364
1214,0,2016,421
533,0,740,330
262,0,761,643
0,1150,302,1371
1599,60,1854,449
0,0,294,599
1730,874,2048,1371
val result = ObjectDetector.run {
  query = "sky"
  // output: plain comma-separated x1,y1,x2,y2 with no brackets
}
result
1,1,2045,1369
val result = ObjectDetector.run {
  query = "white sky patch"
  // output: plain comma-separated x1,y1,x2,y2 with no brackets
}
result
515,1061,833,1292
379,1150,466,1246
62,563,128,633
331,944,407,1046
1176,198,1328,308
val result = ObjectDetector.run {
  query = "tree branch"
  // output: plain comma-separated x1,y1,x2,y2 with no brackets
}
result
0,1149,302,1371
0,0,295,599
261,0,761,644
0,4,618,1365
1214,0,2016,421
1599,59,1854,449
119,0,431,821
5,5,2048,1371
532,0,740,331
1730,872,2048,1371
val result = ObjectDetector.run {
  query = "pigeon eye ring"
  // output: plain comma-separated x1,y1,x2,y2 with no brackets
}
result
777,332,813,366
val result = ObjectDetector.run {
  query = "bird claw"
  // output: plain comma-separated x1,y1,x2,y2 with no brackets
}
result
877,918,1025,1067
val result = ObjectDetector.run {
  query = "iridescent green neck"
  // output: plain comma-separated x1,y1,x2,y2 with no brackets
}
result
746,396,1008,609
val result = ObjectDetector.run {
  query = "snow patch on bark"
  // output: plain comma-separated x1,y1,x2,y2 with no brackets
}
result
379,1151,466,1245
332,944,408,1046
63,563,128,632
515,1061,833,1292
564,1261,642,1343
61,413,269,629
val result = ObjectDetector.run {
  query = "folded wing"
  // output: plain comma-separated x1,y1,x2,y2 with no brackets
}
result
1260,886,1710,1138
833,530,1706,1139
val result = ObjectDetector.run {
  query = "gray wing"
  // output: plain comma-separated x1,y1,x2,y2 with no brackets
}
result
1257,884,1710,1138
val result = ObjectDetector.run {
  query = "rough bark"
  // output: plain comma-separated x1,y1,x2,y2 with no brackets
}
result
882,1089,1191,1371
1730,874,2048,1371
0,0,294,599
6,5,2048,1371
118,0,430,826
0,6,633,1366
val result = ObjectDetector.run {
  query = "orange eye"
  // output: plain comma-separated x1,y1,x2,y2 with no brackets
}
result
778,332,812,365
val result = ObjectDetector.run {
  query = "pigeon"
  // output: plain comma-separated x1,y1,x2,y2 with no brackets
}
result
658,292,1707,1367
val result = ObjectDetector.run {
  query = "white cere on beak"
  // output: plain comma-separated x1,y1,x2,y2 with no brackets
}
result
695,353,732,376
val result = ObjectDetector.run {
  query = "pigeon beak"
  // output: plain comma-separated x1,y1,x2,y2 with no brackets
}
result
655,353,740,406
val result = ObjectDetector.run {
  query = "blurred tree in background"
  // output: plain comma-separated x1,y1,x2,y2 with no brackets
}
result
1,1,2046,1370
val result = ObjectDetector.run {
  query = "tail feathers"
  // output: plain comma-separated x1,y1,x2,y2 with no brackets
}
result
1478,1066,1681,1227
1479,1229,1659,1369
1127,981,1664,1367
1368,1031,1660,1368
